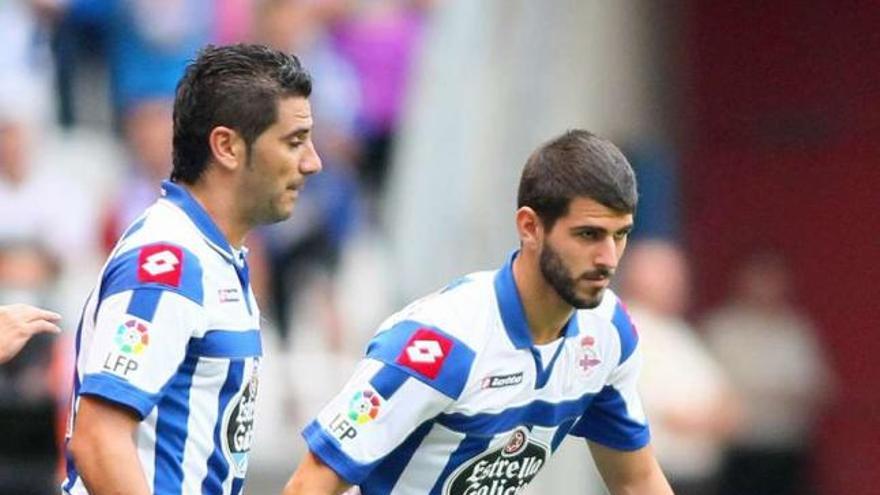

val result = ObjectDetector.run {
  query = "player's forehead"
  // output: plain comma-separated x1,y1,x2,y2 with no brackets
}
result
558,196,633,229
267,96,313,138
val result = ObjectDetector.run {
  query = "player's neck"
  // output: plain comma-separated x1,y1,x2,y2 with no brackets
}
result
512,253,575,345
183,179,249,249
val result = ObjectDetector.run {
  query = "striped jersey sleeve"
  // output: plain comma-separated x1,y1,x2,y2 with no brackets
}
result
569,299,651,451
79,242,205,419
303,320,476,484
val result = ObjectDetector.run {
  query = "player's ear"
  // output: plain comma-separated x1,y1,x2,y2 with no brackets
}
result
208,126,247,172
515,207,543,250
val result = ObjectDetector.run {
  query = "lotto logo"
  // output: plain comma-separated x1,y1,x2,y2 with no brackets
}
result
396,328,453,380
406,340,444,363
137,244,183,287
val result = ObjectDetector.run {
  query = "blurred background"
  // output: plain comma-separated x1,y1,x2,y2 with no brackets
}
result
0,0,877,494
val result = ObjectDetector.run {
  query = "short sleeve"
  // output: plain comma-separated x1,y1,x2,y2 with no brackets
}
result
79,242,205,419
570,303,650,451
303,321,475,484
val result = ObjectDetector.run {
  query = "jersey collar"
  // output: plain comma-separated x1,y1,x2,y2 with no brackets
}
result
161,180,235,261
494,250,579,349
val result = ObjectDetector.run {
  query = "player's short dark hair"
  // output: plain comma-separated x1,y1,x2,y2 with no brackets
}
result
517,129,638,231
171,43,312,184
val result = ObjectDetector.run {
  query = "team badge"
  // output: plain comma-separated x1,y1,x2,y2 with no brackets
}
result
396,328,454,380
578,336,602,373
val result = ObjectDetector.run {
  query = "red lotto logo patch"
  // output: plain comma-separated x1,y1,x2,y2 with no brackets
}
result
137,244,183,287
396,328,454,380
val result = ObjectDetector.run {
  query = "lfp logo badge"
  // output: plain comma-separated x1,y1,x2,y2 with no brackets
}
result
115,319,150,355
348,389,382,425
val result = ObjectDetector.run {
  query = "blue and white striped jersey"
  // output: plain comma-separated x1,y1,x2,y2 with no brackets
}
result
63,181,262,495
304,251,650,494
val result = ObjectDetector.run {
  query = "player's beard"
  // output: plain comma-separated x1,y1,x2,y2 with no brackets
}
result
539,241,606,310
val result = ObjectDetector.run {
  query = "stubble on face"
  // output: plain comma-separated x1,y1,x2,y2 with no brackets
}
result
539,240,608,309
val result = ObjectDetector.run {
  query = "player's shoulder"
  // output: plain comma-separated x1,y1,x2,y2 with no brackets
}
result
364,271,495,399
100,202,206,305
577,288,639,365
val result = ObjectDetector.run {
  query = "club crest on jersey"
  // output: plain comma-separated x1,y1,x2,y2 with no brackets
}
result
396,328,454,380
578,335,602,374
443,427,549,495
137,244,183,287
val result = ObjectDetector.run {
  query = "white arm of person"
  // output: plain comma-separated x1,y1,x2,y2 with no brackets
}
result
0,303,61,363
589,442,673,495
283,451,352,495
69,396,151,495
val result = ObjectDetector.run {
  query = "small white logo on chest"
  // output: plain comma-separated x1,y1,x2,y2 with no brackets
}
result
219,288,241,303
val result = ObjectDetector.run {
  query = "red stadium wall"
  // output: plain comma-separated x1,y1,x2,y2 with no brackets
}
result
681,2,880,494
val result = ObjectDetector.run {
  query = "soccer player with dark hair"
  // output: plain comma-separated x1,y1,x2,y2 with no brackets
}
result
284,130,672,494
63,44,321,495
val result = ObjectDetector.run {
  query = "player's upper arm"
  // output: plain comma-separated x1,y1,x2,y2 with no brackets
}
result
302,320,476,485
284,451,352,495
79,242,205,419
570,300,650,450
588,441,672,495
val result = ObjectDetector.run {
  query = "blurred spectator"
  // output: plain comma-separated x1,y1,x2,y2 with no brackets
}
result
702,251,832,495
255,0,363,344
98,98,173,253
327,0,431,198
0,90,89,495
619,240,739,495
55,0,213,124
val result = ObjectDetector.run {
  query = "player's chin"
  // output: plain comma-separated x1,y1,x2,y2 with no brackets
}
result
572,289,605,310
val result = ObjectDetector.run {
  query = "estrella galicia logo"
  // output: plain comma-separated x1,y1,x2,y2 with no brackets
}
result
481,372,524,390
223,363,259,477
443,427,549,495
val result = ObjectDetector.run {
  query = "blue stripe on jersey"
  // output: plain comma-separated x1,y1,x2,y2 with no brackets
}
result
611,302,638,365
436,392,597,435
360,420,435,495
127,288,162,322
569,385,650,451
202,361,245,494
154,354,198,493
63,299,90,492
302,420,381,484
551,418,576,452
366,320,475,400
79,372,160,419
369,364,410,399
119,215,147,242
100,243,204,305
428,435,493,495
188,330,262,358
162,181,234,259
231,477,244,495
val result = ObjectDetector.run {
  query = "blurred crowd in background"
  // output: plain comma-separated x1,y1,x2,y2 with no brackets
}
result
2,0,874,494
